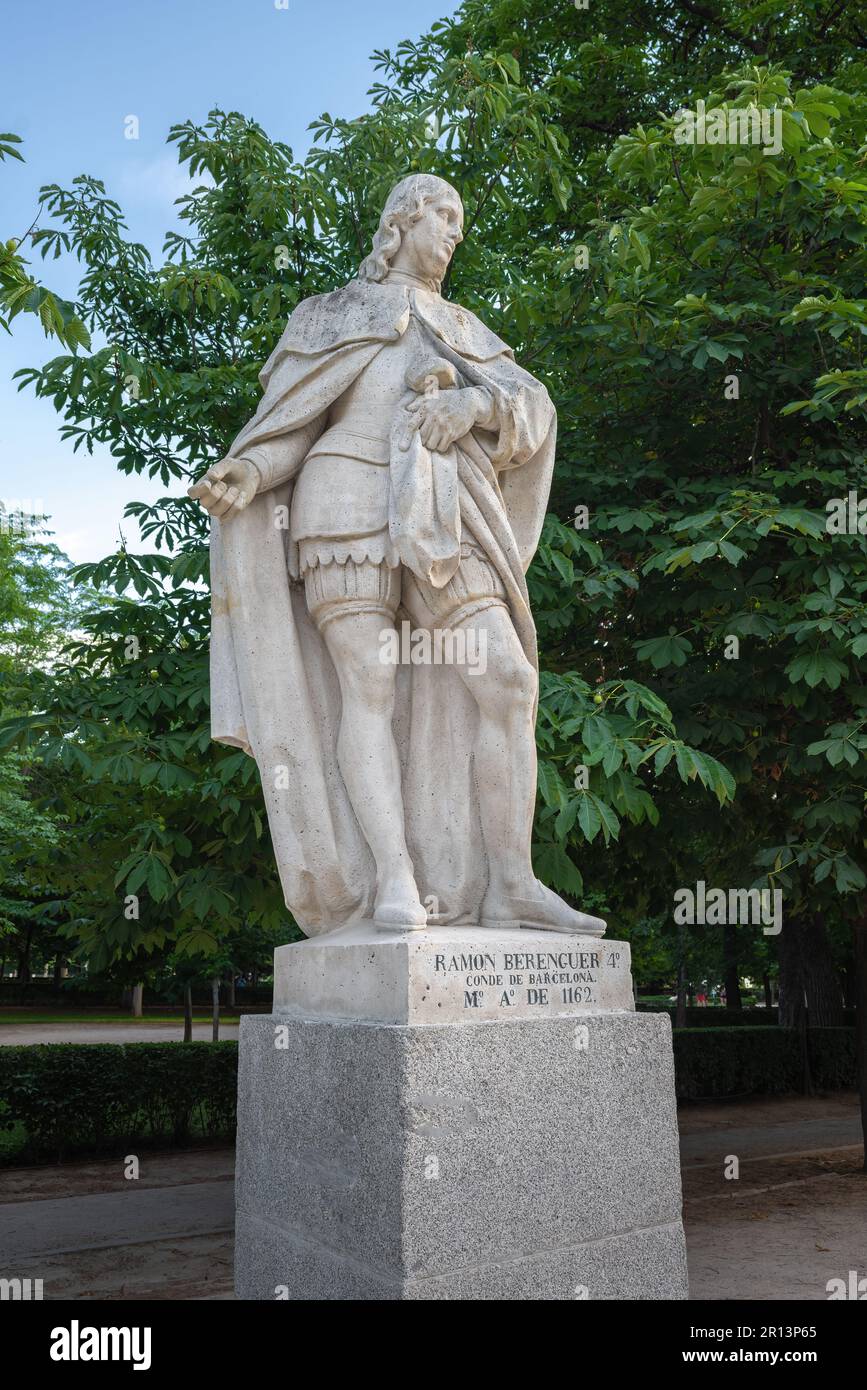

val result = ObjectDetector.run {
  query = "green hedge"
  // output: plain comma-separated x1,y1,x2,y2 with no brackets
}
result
638,1005,780,1026
673,1026,857,1100
0,1043,238,1162
0,1029,858,1163
638,1004,857,1028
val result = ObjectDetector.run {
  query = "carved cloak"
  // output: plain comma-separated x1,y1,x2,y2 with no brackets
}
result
209,277,556,935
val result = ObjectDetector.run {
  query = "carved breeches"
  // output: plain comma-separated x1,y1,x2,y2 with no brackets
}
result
300,539,508,633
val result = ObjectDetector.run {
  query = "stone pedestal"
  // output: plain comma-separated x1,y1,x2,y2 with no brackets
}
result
234,925,688,1300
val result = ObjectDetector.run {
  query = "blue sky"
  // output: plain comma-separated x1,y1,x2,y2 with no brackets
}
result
2,0,454,561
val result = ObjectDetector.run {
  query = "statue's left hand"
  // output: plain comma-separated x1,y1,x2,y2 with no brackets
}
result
405,387,491,453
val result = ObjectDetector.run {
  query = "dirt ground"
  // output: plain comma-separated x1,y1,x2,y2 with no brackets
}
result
0,1093,863,1300
0,1149,236,1300
679,1092,866,1300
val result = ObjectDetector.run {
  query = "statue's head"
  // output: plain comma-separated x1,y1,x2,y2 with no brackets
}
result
357,174,463,289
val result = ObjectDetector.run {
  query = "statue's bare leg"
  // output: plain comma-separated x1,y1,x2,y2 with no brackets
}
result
320,609,427,929
453,605,606,936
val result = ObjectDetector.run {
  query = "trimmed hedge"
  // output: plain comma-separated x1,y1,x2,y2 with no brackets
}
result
0,1043,238,1162
636,1006,861,1028
673,1026,857,1100
638,1004,857,1028
638,1005,780,1026
0,1028,858,1163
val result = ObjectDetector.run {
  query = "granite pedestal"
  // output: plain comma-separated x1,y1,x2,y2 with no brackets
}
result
234,924,688,1300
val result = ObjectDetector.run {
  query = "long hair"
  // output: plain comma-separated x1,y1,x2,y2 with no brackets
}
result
357,174,460,283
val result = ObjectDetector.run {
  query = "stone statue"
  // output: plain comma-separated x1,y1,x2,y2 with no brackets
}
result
190,174,605,940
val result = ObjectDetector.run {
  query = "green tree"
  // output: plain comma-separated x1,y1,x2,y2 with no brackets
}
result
1,4,865,1162
1,134,90,351
0,86,731,975
0,518,90,985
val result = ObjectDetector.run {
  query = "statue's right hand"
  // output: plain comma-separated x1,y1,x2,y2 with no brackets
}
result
187,457,260,520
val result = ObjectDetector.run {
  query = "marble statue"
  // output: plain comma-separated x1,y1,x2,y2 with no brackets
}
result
190,174,605,940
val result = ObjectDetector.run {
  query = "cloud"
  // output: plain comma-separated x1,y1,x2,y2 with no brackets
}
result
117,155,212,209
53,529,92,564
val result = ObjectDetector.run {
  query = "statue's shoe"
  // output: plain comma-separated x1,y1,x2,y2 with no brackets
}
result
374,882,429,933
480,881,606,936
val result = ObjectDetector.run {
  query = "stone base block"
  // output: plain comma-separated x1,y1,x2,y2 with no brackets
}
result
272,923,634,1024
234,1010,688,1300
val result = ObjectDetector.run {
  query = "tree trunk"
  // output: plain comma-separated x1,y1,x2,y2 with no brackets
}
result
779,918,807,1028
799,996,813,1096
183,984,193,1043
131,982,143,1018
16,925,34,986
854,910,867,1174
781,933,814,1094
802,913,845,1026
763,972,772,1009
723,922,743,1009
779,907,840,1088
211,977,220,1042
226,975,236,1008
53,956,63,986
842,959,857,1010
675,960,687,1029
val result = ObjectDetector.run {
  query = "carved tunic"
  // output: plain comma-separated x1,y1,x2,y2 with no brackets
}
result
289,311,429,570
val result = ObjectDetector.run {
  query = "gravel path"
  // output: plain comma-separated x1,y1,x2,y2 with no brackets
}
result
0,1022,240,1045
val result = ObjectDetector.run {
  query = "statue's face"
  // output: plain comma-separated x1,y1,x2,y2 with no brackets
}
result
397,192,463,282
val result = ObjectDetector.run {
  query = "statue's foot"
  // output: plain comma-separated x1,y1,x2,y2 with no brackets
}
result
480,879,606,937
374,875,428,933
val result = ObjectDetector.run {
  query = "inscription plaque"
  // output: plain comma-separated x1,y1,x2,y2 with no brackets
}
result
273,925,633,1025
